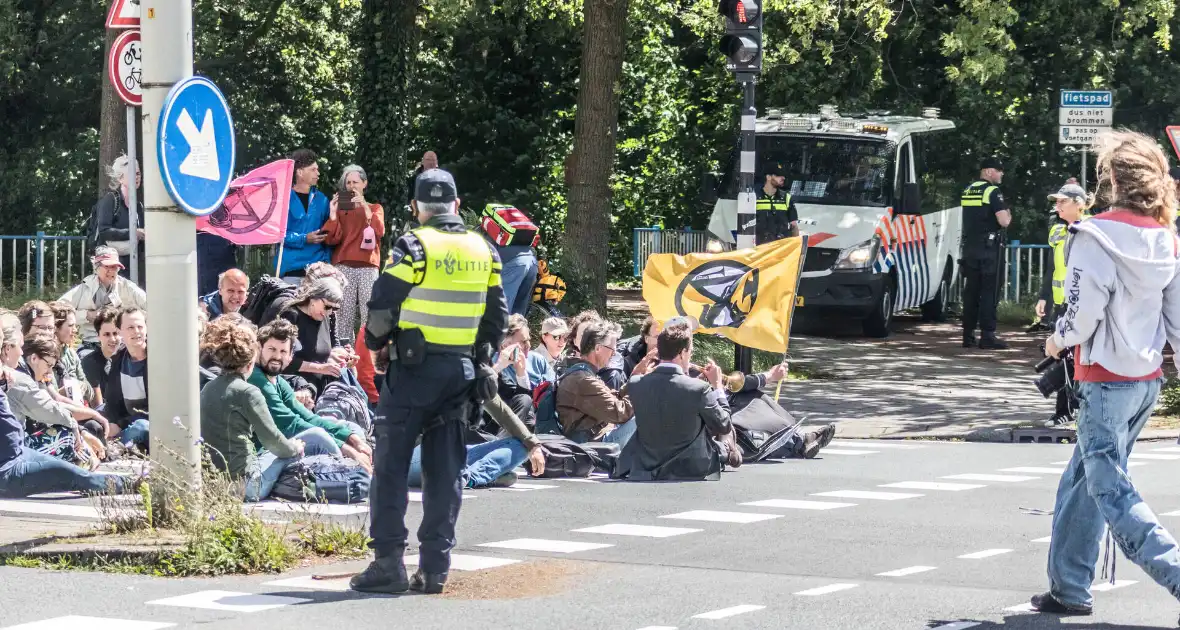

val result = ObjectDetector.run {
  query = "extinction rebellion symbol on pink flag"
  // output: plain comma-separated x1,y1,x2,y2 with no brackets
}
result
196,159,294,245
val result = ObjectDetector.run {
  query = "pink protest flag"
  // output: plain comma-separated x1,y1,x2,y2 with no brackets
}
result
196,159,294,245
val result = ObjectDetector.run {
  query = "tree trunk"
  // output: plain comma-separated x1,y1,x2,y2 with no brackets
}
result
357,0,421,246
98,28,127,196
563,0,631,314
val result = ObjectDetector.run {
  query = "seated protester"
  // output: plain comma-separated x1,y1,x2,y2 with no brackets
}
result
618,316,662,379
616,319,741,481
198,318,340,502
557,309,627,391
198,313,253,389
0,315,127,497
59,246,147,357
248,320,373,471
199,268,250,320
270,277,356,394
354,325,380,407
555,320,638,446
526,317,568,389
726,362,836,459
103,307,150,449
18,301,56,337
48,301,97,407
410,394,547,489
284,374,319,410
79,307,121,400
492,314,537,429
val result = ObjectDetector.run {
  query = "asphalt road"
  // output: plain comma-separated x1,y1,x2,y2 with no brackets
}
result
4,439,1180,629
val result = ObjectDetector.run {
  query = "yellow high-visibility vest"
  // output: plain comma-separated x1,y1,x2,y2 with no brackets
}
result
1048,215,1088,305
756,190,791,212
386,226,500,350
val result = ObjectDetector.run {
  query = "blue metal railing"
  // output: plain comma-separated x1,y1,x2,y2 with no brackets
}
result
0,233,88,296
632,227,711,276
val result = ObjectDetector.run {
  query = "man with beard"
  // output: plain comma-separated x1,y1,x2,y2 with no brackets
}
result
247,319,373,471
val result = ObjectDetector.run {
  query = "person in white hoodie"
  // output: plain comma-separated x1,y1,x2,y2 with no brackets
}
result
1030,130,1180,623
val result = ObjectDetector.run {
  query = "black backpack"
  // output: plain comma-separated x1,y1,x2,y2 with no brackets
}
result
270,454,371,504
315,381,372,434
524,437,608,478
83,192,119,254
241,275,296,325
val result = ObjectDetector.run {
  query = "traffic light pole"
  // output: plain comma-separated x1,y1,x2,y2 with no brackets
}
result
141,0,202,497
734,75,756,376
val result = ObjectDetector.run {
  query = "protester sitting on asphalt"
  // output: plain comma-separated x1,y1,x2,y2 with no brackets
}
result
248,319,372,472
79,307,120,400
556,320,643,446
725,363,836,459
526,316,568,389
558,309,628,390
615,318,741,480
199,268,250,320
0,313,128,498
199,317,341,502
17,301,56,338
492,314,538,430
47,301,96,408
103,306,150,450
410,394,546,489
59,246,147,357
612,315,662,382
268,277,358,394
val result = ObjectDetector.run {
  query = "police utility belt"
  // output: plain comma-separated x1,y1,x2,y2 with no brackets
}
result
389,328,473,366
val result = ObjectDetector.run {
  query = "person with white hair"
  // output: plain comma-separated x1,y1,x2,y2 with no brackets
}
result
94,155,145,287
58,246,147,358
322,164,385,339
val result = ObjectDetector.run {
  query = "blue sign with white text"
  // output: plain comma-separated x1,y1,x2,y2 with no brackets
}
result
157,76,236,217
1060,90,1113,108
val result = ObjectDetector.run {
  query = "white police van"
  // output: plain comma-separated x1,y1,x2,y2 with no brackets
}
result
707,106,963,337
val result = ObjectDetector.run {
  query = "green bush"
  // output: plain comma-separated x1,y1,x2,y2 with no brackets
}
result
1159,379,1180,416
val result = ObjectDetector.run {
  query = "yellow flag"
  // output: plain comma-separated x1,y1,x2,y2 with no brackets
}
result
642,238,805,354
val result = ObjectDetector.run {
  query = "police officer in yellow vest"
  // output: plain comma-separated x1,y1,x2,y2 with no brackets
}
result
1035,179,1088,426
756,163,800,244
352,169,507,595
960,158,1013,350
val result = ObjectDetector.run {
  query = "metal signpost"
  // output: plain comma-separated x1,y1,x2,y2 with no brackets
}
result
108,28,142,283
1059,90,1113,189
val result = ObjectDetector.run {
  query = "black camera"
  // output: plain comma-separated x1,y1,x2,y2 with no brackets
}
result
1034,347,1074,398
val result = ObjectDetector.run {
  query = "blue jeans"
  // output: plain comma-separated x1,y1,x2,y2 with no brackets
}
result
1047,379,1180,607
408,437,529,488
501,253,538,317
569,419,637,448
244,427,341,502
119,418,150,448
0,447,125,497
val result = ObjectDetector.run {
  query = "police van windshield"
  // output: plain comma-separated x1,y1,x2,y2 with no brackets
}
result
756,135,895,207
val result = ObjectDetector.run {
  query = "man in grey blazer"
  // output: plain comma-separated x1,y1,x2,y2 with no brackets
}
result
614,318,741,481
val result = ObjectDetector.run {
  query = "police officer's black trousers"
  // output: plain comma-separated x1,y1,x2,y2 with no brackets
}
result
961,255,999,335
369,354,475,575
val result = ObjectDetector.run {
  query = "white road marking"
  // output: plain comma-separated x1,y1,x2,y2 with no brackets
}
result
691,605,765,619
942,474,1038,482
819,449,879,456
635,627,677,630
880,482,985,492
876,565,937,577
1049,461,1071,465
1130,453,1180,460
958,549,1012,560
0,499,101,520
409,491,476,501
1129,462,1148,467
1151,446,1180,453
1161,509,1180,517
660,510,782,524
999,467,1065,474
1003,603,1035,613
1032,536,1052,543
477,538,612,553
549,477,601,483
491,483,560,492
794,583,859,596
741,499,857,510
930,623,981,630
146,590,309,613
812,490,923,501
249,502,368,516
827,440,925,449
406,553,520,571
1091,580,1137,592
261,576,352,592
572,524,701,538
2,617,175,630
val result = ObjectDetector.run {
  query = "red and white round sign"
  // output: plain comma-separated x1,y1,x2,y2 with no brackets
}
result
108,29,142,107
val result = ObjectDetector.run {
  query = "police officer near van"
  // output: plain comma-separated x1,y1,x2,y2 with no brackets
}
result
351,169,507,595
756,163,800,244
960,157,1013,350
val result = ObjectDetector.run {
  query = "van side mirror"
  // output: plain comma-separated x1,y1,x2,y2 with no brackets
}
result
900,182,921,214
700,172,719,206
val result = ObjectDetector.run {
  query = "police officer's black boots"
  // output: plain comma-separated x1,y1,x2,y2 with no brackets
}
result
978,333,1009,350
409,569,448,594
350,554,410,594
962,332,977,348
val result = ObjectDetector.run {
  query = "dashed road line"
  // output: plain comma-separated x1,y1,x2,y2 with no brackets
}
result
1032,536,1052,543
827,440,926,450
1003,603,1035,613
942,474,1038,483
146,590,310,613
930,622,981,630
1130,453,1180,461
999,467,1064,474
660,510,782,524
1091,579,1137,592
794,583,859,596
741,499,857,510
691,605,765,619
812,490,923,501
406,553,520,571
477,538,612,553
2,617,176,630
880,481,985,492
261,576,353,592
958,549,1013,560
573,524,700,538
819,449,879,456
876,565,937,577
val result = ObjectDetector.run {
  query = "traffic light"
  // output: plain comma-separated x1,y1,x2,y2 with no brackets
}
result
718,0,762,74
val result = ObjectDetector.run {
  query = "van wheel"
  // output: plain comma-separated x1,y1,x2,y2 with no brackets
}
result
921,275,949,322
863,277,895,338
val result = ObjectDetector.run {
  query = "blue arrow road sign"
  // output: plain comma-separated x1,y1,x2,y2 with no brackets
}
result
157,76,235,216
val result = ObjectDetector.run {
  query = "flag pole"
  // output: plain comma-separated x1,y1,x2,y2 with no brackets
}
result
275,242,284,277
774,234,809,402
